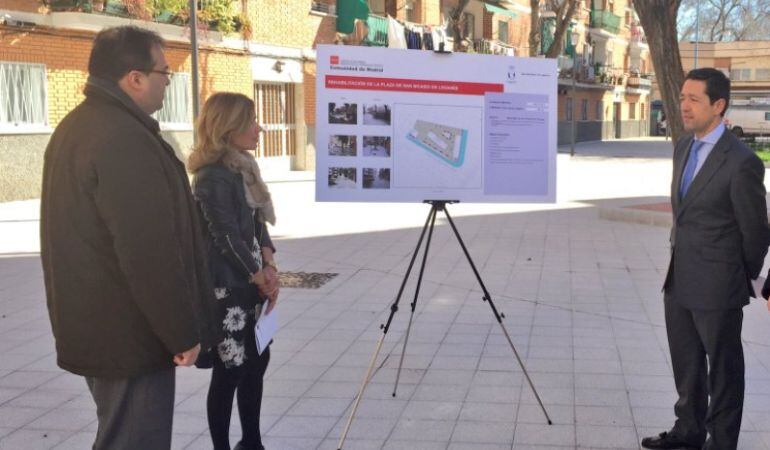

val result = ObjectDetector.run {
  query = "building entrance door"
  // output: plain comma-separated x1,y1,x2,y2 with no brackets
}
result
254,82,296,158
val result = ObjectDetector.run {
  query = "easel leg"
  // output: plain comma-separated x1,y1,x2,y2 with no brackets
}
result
442,207,553,425
337,204,438,449
393,204,439,397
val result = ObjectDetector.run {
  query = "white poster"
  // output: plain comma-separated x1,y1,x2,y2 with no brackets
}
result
315,45,557,203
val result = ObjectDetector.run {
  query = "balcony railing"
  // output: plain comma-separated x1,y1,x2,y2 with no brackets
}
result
590,9,621,34
627,76,652,89
473,38,515,56
44,0,244,32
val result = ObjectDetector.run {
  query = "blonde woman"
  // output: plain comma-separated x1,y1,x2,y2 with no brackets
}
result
189,92,278,450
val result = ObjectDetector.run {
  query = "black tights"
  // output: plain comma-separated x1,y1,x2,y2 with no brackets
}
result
207,346,270,450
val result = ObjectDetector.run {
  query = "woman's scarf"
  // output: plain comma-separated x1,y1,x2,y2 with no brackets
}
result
221,149,276,225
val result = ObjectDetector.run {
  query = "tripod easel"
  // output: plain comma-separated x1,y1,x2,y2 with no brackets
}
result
337,200,552,450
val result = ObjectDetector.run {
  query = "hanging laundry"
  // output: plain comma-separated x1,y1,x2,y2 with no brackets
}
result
423,32,434,50
336,0,369,34
387,16,407,49
405,27,422,49
433,23,448,51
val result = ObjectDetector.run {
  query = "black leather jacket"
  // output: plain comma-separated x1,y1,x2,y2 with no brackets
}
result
192,163,274,289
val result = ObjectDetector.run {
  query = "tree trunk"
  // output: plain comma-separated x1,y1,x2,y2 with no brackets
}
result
545,0,579,58
449,0,472,51
635,0,685,145
529,0,541,56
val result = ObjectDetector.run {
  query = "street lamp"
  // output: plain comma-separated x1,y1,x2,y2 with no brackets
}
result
570,29,580,157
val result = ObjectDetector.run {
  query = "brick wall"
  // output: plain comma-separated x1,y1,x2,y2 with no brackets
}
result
3,0,42,13
249,0,338,49
0,26,253,127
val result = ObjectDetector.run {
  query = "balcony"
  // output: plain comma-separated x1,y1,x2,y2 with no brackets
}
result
626,76,652,89
590,9,621,34
42,0,246,34
473,38,516,56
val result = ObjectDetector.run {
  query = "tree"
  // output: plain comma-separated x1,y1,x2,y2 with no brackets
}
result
530,0,580,57
635,0,686,144
678,0,770,41
447,0,472,51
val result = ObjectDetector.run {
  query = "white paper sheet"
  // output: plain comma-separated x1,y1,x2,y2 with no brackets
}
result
255,307,277,355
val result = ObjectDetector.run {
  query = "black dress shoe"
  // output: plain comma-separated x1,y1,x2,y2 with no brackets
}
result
233,441,265,450
641,431,700,449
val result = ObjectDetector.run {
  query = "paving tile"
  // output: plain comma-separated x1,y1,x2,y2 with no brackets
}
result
0,405,47,428
26,407,95,431
451,421,514,444
513,423,575,447
0,428,72,450
266,415,337,438
402,400,462,421
576,425,639,448
390,419,455,442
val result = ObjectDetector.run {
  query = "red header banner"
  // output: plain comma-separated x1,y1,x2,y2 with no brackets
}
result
325,75,504,96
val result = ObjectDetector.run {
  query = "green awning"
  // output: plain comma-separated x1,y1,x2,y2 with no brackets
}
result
484,3,518,19
336,0,370,34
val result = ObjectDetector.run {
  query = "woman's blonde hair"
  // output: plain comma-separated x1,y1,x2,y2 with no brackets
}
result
188,92,256,173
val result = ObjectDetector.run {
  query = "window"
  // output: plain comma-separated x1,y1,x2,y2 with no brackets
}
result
566,98,573,121
498,20,509,43
730,68,752,81
405,1,415,22
629,102,636,119
153,72,191,128
765,112,770,121
0,62,48,131
581,99,588,121
310,1,334,14
463,13,475,39
756,69,770,81
596,100,603,120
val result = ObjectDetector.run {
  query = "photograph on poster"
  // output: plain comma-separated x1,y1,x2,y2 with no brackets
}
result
363,104,391,125
329,135,357,156
363,168,391,189
363,136,391,157
329,103,357,124
393,103,483,189
328,167,357,189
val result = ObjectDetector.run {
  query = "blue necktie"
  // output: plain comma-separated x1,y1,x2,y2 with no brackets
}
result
680,140,705,199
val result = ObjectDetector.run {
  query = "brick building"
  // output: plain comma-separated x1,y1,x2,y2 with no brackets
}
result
0,0,654,201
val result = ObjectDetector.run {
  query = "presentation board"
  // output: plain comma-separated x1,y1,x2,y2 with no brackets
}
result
315,44,557,203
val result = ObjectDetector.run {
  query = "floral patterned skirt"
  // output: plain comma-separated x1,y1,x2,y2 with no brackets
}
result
213,285,264,369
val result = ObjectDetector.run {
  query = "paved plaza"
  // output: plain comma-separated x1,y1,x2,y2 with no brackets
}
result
4,138,770,449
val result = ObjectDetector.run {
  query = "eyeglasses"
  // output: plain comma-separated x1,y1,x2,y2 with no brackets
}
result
145,69,174,79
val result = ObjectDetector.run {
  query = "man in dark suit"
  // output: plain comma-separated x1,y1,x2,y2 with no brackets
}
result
642,68,769,450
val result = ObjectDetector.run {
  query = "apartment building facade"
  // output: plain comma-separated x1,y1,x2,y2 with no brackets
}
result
0,0,339,201
554,0,653,144
678,40,770,103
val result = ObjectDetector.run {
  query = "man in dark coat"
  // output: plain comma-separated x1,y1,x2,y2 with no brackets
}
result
40,26,219,450
642,69,769,450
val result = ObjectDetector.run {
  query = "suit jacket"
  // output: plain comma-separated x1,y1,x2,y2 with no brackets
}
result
664,130,769,310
